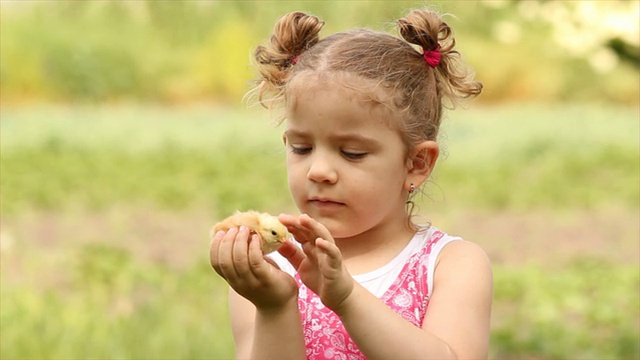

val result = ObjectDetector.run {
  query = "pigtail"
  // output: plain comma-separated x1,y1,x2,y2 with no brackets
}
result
251,12,324,107
397,9,482,106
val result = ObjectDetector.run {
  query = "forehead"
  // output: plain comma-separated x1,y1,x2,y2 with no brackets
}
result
286,72,399,131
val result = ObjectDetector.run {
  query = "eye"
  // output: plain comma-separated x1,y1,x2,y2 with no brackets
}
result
290,145,311,155
341,150,367,160
271,230,277,236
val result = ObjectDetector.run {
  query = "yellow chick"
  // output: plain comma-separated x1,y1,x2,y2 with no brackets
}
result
211,210,288,254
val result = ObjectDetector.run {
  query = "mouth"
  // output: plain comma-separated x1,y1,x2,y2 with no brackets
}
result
308,197,346,207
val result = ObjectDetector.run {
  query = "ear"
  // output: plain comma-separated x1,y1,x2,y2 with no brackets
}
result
404,140,439,190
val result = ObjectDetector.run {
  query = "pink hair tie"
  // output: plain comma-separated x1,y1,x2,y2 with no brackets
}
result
423,45,441,68
290,56,300,65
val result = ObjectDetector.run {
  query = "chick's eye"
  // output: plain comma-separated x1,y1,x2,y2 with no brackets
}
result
271,230,277,236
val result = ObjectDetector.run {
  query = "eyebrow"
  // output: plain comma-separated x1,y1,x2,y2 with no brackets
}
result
283,129,309,139
284,129,381,145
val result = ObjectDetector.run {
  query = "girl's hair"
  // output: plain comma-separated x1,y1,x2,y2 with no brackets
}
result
250,9,482,146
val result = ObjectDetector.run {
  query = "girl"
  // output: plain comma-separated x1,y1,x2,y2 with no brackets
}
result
210,9,492,360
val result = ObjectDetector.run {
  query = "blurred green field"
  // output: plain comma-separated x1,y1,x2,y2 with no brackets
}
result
1,102,639,359
2,242,637,360
2,102,638,215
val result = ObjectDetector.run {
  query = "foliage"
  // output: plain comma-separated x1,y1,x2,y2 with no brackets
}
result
1,1,638,104
491,259,639,359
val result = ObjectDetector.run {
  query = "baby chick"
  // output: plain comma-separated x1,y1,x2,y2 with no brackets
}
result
211,210,288,254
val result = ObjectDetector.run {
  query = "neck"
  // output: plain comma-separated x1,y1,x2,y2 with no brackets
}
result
335,219,416,275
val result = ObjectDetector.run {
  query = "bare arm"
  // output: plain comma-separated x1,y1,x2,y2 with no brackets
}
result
229,289,305,360
338,241,493,360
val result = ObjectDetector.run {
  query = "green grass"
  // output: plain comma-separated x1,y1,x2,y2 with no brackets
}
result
491,259,639,359
2,103,638,214
1,105,292,217
1,244,234,360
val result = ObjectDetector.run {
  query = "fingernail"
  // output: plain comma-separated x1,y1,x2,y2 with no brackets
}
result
239,225,248,233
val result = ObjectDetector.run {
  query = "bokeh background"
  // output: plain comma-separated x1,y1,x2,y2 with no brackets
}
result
1,1,638,359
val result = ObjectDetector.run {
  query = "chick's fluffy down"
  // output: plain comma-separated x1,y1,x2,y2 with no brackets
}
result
211,210,288,254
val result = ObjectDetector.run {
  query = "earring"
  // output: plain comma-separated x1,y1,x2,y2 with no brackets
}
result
406,183,416,208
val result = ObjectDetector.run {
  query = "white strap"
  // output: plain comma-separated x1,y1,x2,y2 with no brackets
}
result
426,235,462,296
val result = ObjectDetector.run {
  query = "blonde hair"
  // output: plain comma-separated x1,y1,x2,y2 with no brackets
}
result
250,9,482,147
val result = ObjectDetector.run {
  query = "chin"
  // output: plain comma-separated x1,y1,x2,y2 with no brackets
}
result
315,217,360,239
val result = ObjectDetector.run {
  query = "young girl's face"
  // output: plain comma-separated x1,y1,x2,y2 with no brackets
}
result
284,75,411,239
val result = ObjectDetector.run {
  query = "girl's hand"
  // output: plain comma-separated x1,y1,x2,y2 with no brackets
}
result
210,226,300,311
278,214,355,314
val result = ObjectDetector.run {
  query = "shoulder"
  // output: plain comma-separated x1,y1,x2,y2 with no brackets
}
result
433,240,493,292
438,239,491,265
437,240,492,276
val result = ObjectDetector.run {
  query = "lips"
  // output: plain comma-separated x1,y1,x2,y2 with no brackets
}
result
308,197,345,207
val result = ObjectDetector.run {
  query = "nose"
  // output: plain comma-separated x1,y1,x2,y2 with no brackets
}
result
307,151,338,184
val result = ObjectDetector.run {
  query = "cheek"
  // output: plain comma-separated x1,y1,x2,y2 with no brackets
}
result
286,162,305,192
360,168,406,201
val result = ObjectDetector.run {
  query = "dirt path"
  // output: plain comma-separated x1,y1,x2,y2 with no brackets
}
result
2,207,638,277
432,207,639,266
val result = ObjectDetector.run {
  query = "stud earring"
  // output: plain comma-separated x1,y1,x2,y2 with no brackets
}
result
409,183,416,195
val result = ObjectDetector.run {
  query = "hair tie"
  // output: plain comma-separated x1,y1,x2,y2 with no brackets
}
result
290,56,300,65
423,45,441,68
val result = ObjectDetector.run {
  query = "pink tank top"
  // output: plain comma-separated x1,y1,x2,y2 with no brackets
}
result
295,229,450,359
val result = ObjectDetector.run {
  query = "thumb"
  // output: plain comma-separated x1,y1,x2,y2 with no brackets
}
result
277,239,306,269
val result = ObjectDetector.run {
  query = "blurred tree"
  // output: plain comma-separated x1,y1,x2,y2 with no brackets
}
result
513,0,639,71
146,1,210,45
1,0,637,104
103,1,130,27
607,37,640,69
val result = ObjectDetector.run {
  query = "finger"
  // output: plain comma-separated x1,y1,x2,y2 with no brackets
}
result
278,213,301,235
315,237,343,276
279,213,316,243
301,240,320,264
285,226,313,244
299,214,332,239
231,226,253,279
209,230,226,275
299,214,334,244
263,256,282,270
277,240,306,269
277,213,298,227
248,234,271,279
216,227,239,280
